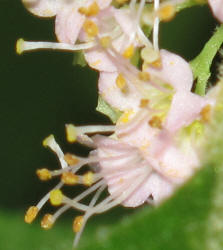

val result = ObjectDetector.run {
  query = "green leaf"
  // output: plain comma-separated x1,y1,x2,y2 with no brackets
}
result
96,96,122,123
190,24,223,96
73,51,87,68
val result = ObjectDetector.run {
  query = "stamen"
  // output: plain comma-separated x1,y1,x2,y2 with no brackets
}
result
61,172,79,185
138,71,150,81
66,124,115,144
78,2,99,17
99,36,112,49
73,184,106,247
49,189,63,206
43,135,67,169
16,39,96,54
158,4,176,22
24,206,39,224
41,214,54,230
64,153,80,166
123,44,134,59
83,171,94,186
83,20,99,37
140,99,150,108
116,73,127,93
200,104,212,122
149,115,162,129
73,216,84,233
153,0,160,51
36,168,52,181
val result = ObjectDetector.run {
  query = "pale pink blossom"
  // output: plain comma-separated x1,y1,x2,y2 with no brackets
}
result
208,0,223,23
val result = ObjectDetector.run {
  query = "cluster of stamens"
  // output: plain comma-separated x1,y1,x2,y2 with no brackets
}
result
20,0,218,248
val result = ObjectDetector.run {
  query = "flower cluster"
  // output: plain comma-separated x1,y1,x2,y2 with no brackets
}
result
19,0,223,247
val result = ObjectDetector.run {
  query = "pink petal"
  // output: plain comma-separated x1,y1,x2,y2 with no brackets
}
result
55,7,85,44
113,9,136,38
123,173,173,207
158,145,199,184
146,49,193,91
208,0,223,22
165,92,210,132
22,0,61,17
84,48,117,72
98,72,142,111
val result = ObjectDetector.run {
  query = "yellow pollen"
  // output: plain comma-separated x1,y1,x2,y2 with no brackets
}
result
83,171,94,186
36,168,52,181
138,71,150,81
24,206,39,224
158,5,176,22
61,172,79,185
123,44,134,59
118,110,134,124
151,58,162,68
83,20,98,37
73,216,84,233
116,74,127,92
42,134,54,147
100,36,111,48
41,214,54,230
50,189,63,206
16,38,24,55
66,124,77,143
79,2,99,17
200,104,212,122
149,116,163,129
64,153,79,165
141,47,160,64
140,99,150,108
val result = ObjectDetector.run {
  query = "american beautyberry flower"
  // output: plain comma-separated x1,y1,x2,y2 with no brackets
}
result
208,0,223,23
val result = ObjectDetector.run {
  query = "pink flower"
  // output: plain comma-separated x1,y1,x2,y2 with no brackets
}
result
22,0,112,44
208,0,223,23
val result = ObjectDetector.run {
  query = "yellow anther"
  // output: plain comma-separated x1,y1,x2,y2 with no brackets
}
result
151,57,162,68
138,71,150,81
41,214,54,230
83,171,94,186
158,5,176,22
100,36,111,48
73,216,84,233
64,153,79,165
118,110,134,124
200,104,212,122
24,206,39,224
42,134,54,147
61,172,79,185
16,38,24,55
149,116,163,129
36,168,52,181
50,189,63,206
83,20,99,37
140,99,150,108
66,124,77,143
116,74,127,92
79,2,99,17
123,44,134,59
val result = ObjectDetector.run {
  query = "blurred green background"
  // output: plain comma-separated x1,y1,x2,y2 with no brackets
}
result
0,1,219,249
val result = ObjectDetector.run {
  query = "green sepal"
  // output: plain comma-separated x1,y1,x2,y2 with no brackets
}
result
96,96,122,123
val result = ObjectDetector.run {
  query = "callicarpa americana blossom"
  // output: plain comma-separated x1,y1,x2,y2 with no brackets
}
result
18,0,223,247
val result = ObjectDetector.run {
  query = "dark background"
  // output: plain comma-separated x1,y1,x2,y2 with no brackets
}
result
0,0,218,249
